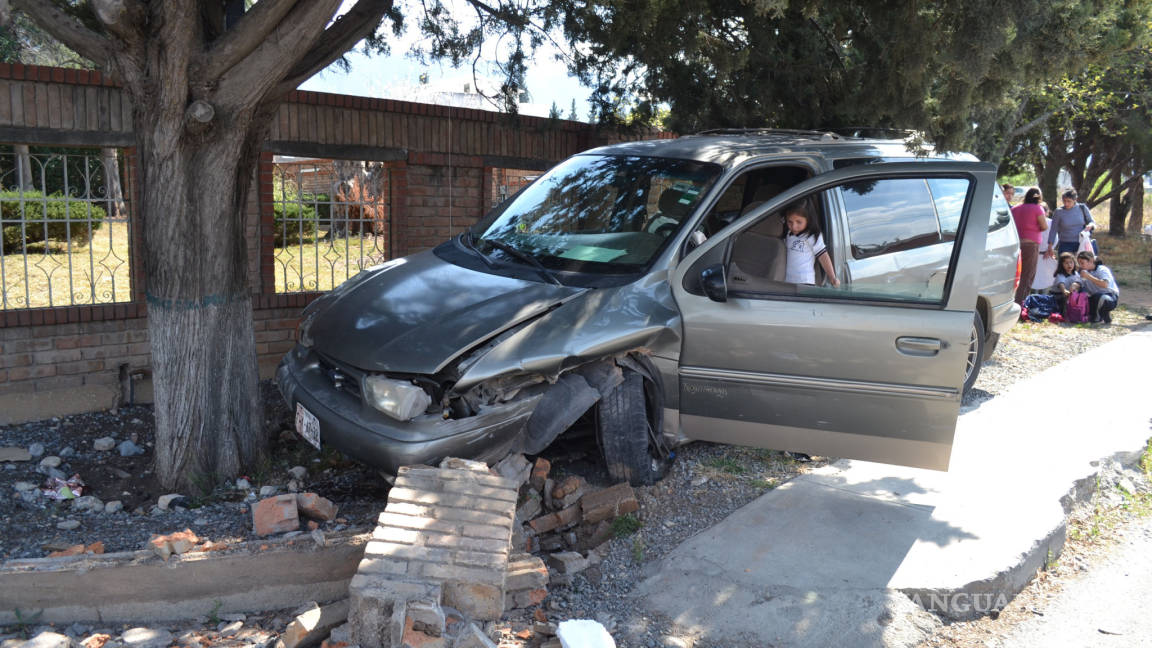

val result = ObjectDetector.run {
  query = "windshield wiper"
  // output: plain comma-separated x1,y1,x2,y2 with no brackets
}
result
459,231,495,269
480,237,563,286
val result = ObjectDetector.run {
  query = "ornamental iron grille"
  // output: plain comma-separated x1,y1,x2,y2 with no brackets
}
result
0,147,133,310
272,157,391,294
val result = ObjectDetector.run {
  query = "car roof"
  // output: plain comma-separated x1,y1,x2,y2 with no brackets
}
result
582,129,979,166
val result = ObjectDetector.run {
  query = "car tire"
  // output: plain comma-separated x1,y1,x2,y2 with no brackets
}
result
596,367,672,486
963,310,986,396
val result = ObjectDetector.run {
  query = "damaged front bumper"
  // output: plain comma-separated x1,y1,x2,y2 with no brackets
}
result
275,345,543,474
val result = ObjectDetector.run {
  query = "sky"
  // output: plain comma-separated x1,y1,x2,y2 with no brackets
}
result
299,3,595,121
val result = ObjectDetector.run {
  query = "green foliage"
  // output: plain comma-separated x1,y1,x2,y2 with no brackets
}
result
1,190,106,252
272,173,331,246
611,513,643,538
562,0,1150,152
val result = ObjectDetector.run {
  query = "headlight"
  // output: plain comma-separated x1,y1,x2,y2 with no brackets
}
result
362,375,432,421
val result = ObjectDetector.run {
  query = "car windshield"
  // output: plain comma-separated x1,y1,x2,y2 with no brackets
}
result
470,154,721,275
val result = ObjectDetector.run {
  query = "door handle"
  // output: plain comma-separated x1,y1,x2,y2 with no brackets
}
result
895,337,942,356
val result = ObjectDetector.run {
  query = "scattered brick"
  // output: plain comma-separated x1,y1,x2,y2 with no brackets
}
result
296,492,338,521
529,458,551,492
48,545,85,558
252,494,300,536
580,482,639,524
527,504,580,535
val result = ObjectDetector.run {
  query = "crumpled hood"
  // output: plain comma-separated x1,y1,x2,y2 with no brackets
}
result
308,250,585,374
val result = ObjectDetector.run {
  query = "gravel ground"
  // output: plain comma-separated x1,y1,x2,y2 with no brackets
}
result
1,308,1149,647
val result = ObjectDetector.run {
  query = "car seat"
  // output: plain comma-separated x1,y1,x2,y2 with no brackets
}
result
727,200,789,291
647,186,695,237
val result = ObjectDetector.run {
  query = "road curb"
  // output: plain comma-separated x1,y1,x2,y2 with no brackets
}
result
898,447,1145,621
0,531,369,624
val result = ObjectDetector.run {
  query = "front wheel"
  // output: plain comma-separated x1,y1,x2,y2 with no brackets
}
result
962,311,986,396
596,367,673,486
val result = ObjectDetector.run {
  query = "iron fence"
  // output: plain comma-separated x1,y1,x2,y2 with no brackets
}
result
272,157,391,293
0,148,132,310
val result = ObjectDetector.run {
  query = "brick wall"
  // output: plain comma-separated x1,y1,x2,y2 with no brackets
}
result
0,62,674,424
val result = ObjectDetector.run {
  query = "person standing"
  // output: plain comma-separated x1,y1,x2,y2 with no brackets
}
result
1011,188,1048,304
1045,189,1095,258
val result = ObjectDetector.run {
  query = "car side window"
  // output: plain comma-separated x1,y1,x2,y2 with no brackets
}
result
843,178,940,259
842,177,972,304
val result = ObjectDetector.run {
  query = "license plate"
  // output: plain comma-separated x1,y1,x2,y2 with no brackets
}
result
295,403,321,450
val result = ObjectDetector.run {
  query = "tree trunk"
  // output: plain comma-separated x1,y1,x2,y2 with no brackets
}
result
1038,160,1062,213
100,147,126,219
1127,182,1145,236
139,120,265,492
14,144,34,191
1107,170,1129,236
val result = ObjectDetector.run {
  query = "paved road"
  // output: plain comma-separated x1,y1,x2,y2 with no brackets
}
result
996,516,1152,647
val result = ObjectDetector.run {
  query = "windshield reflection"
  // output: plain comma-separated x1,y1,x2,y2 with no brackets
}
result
472,154,720,276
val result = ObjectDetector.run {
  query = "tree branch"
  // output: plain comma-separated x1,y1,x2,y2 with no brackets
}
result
90,0,146,44
272,0,395,97
196,0,300,82
10,0,112,66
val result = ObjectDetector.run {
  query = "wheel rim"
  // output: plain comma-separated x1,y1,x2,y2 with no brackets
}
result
964,320,979,382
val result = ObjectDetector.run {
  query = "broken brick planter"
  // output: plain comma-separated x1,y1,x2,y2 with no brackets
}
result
0,531,369,624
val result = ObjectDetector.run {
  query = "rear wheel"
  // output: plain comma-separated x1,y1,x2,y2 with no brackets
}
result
596,367,673,486
962,311,986,396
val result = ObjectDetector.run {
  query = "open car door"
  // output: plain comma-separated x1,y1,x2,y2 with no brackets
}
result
670,161,995,470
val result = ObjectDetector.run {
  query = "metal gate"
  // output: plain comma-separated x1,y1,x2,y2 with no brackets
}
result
0,147,133,310
271,157,391,294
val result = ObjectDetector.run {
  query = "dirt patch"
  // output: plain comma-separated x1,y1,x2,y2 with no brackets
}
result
0,383,388,560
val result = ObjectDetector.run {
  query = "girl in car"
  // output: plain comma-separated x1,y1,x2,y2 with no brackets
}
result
783,203,840,288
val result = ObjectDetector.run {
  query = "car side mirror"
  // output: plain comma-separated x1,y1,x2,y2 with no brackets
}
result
701,264,728,302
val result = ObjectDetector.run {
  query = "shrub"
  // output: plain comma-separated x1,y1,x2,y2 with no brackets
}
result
1,190,106,253
273,199,320,246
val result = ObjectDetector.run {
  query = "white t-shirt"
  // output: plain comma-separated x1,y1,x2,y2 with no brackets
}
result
785,232,826,284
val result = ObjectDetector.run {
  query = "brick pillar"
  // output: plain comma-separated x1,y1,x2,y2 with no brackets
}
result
349,458,518,648
257,151,276,295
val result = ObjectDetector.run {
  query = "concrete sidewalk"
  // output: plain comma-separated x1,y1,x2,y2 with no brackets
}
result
636,329,1152,648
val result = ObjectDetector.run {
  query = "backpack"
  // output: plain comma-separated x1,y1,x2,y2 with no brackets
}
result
1065,291,1089,323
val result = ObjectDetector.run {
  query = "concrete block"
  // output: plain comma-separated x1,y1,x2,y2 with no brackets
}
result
441,580,504,622
349,579,441,648
253,494,300,536
505,554,549,591
492,453,531,486
276,599,349,648
546,551,589,575
406,599,445,636
515,490,542,523
451,622,497,648
580,483,639,524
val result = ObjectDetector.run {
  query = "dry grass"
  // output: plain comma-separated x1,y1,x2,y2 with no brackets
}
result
1095,229,1152,292
273,230,390,293
1,220,133,309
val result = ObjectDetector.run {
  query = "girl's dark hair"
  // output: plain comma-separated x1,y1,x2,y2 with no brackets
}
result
1054,252,1077,277
1062,189,1078,201
1023,188,1042,204
783,202,820,237
1076,250,1105,266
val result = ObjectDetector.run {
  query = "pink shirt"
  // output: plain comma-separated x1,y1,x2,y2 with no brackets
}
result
1011,203,1046,244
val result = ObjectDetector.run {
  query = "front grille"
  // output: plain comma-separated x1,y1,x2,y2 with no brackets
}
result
315,352,366,400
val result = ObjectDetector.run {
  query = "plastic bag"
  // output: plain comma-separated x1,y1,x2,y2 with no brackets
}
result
1073,230,1092,253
